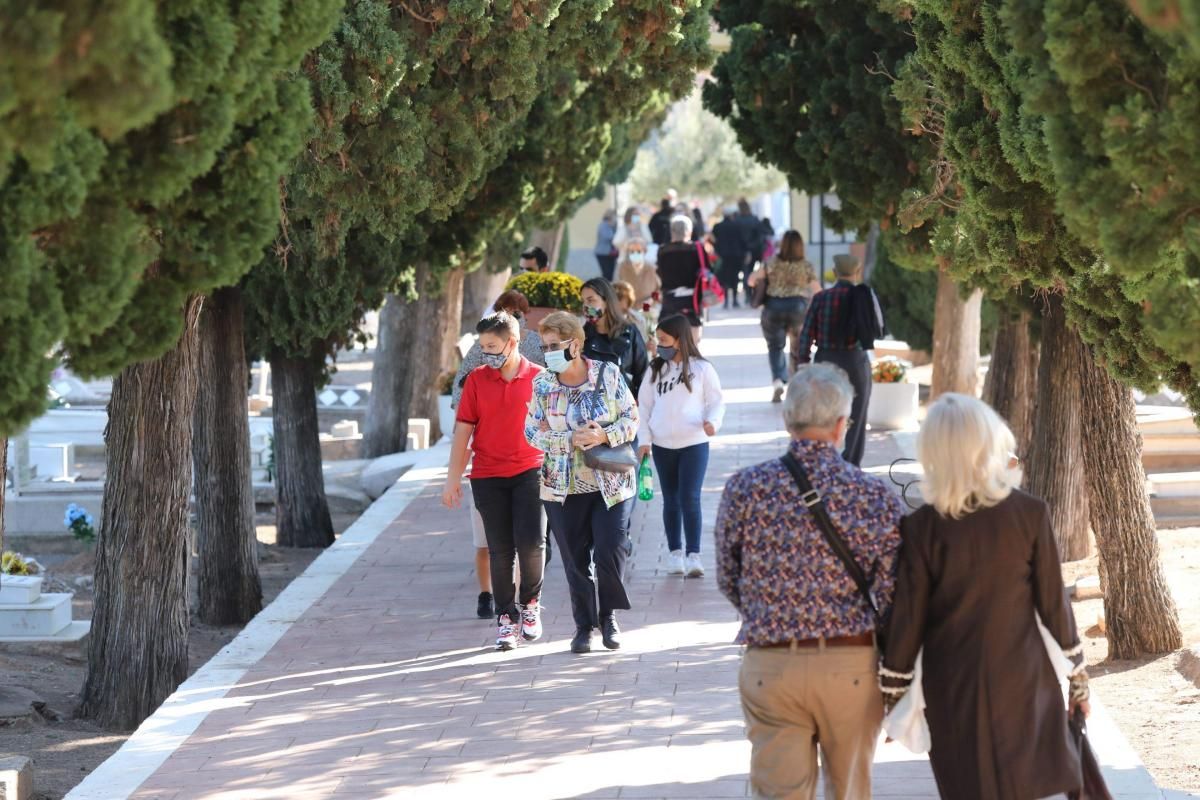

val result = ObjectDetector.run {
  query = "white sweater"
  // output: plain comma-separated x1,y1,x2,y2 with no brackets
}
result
637,359,726,450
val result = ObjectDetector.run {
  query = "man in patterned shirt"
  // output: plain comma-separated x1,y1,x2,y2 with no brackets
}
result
715,364,905,799
796,254,878,466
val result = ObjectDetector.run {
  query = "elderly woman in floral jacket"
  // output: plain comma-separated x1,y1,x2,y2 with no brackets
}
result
525,311,639,656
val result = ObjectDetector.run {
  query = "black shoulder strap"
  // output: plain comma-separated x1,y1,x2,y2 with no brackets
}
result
780,452,882,627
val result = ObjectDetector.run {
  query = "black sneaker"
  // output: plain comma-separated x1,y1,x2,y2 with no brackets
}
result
601,615,621,650
570,626,593,654
476,591,494,620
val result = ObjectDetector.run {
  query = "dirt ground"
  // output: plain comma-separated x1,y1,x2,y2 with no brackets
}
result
1065,526,1200,794
0,512,359,800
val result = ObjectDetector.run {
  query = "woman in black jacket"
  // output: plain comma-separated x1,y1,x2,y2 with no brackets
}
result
655,214,706,326
580,278,649,395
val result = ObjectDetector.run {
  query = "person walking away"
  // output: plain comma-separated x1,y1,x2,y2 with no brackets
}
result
526,312,639,654
648,197,674,246
690,204,707,242
656,215,706,327
747,231,821,403
712,207,749,309
760,217,777,262
880,393,1090,799
616,237,660,307
796,254,882,466
637,314,724,578
594,210,619,281
581,278,649,400
715,364,905,799
444,313,547,650
736,198,765,290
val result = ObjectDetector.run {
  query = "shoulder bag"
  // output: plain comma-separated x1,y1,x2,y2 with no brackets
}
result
750,262,770,309
581,362,638,474
780,451,886,651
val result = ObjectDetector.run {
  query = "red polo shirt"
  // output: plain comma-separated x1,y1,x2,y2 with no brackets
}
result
456,356,545,479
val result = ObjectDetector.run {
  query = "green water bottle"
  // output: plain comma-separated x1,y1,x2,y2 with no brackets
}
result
638,454,654,501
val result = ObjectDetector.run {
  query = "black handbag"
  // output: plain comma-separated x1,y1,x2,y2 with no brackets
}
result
579,362,638,474
781,452,886,651
1068,709,1114,800
750,267,769,309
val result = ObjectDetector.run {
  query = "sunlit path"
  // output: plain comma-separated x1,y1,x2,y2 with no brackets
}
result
67,310,1163,799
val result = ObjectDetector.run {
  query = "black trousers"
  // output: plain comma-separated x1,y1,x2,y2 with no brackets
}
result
471,468,545,622
814,348,872,467
544,492,633,629
596,254,617,282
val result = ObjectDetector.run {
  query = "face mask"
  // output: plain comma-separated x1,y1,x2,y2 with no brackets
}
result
631,215,641,225
545,347,574,373
481,347,509,370
629,252,645,265
583,304,603,321
657,345,678,361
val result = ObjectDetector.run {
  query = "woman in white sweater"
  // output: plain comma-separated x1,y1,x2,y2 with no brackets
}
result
637,313,725,577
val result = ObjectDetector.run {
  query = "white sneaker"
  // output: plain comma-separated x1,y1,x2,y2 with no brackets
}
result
772,379,785,404
496,614,518,651
686,552,705,577
520,598,543,642
667,550,686,575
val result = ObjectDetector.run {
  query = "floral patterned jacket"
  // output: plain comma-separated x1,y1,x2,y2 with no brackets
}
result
524,358,639,508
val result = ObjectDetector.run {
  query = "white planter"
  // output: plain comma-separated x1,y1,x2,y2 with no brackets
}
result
438,395,455,441
868,381,918,431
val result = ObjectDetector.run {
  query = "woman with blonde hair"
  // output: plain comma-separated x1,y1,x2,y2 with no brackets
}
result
616,237,660,306
526,311,639,654
880,393,1090,800
746,229,821,401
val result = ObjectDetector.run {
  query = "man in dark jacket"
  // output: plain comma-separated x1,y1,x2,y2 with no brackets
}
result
712,207,748,308
735,198,765,276
648,197,674,246
796,254,885,466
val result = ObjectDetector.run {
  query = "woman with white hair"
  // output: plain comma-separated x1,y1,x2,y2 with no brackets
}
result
654,214,707,327
880,393,1090,800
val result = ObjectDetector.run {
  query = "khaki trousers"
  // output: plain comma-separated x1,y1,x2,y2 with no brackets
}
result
739,644,882,800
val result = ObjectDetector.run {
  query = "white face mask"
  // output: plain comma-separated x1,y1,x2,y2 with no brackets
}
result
629,252,645,265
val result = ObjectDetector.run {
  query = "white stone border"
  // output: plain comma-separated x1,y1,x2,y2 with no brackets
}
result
65,443,451,800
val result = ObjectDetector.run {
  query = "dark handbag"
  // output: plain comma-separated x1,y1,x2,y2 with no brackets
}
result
579,362,638,474
780,452,886,651
750,267,769,309
1068,709,1114,800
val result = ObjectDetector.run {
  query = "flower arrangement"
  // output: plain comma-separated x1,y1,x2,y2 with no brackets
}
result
872,356,909,384
505,271,583,312
2,551,39,576
64,503,97,544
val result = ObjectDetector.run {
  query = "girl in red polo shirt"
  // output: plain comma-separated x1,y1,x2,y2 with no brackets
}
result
443,312,547,651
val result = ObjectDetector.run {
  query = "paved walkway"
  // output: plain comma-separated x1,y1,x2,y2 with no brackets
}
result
69,311,1165,799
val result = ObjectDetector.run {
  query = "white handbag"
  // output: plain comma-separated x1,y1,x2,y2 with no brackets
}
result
883,613,1075,754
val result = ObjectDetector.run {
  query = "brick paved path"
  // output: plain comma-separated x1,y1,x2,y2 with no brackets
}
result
72,310,1163,800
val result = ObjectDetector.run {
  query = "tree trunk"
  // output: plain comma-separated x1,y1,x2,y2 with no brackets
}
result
1026,294,1091,562
269,352,334,548
192,287,262,625
982,308,1039,457
530,224,567,271
1078,348,1182,659
78,297,202,731
362,285,422,459
861,222,882,282
461,253,511,332
409,268,464,444
929,268,983,399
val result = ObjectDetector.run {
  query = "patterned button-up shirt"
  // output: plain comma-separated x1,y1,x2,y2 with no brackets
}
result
797,279,859,362
525,358,639,508
715,438,905,645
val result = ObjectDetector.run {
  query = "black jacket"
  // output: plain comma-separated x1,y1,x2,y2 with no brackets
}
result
583,321,649,397
648,209,673,246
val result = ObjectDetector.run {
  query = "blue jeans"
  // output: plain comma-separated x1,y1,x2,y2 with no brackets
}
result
652,442,710,555
761,297,808,383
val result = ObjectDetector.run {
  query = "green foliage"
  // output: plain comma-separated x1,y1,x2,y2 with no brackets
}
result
629,89,786,201
704,0,932,233
871,248,938,352
505,272,584,312
0,0,342,434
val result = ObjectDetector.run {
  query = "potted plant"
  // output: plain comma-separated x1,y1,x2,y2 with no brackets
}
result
505,271,584,327
868,356,918,430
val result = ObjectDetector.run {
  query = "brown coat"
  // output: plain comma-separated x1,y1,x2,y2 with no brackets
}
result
882,490,1083,800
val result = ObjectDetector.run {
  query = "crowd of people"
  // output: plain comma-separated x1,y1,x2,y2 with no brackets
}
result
440,197,1099,799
